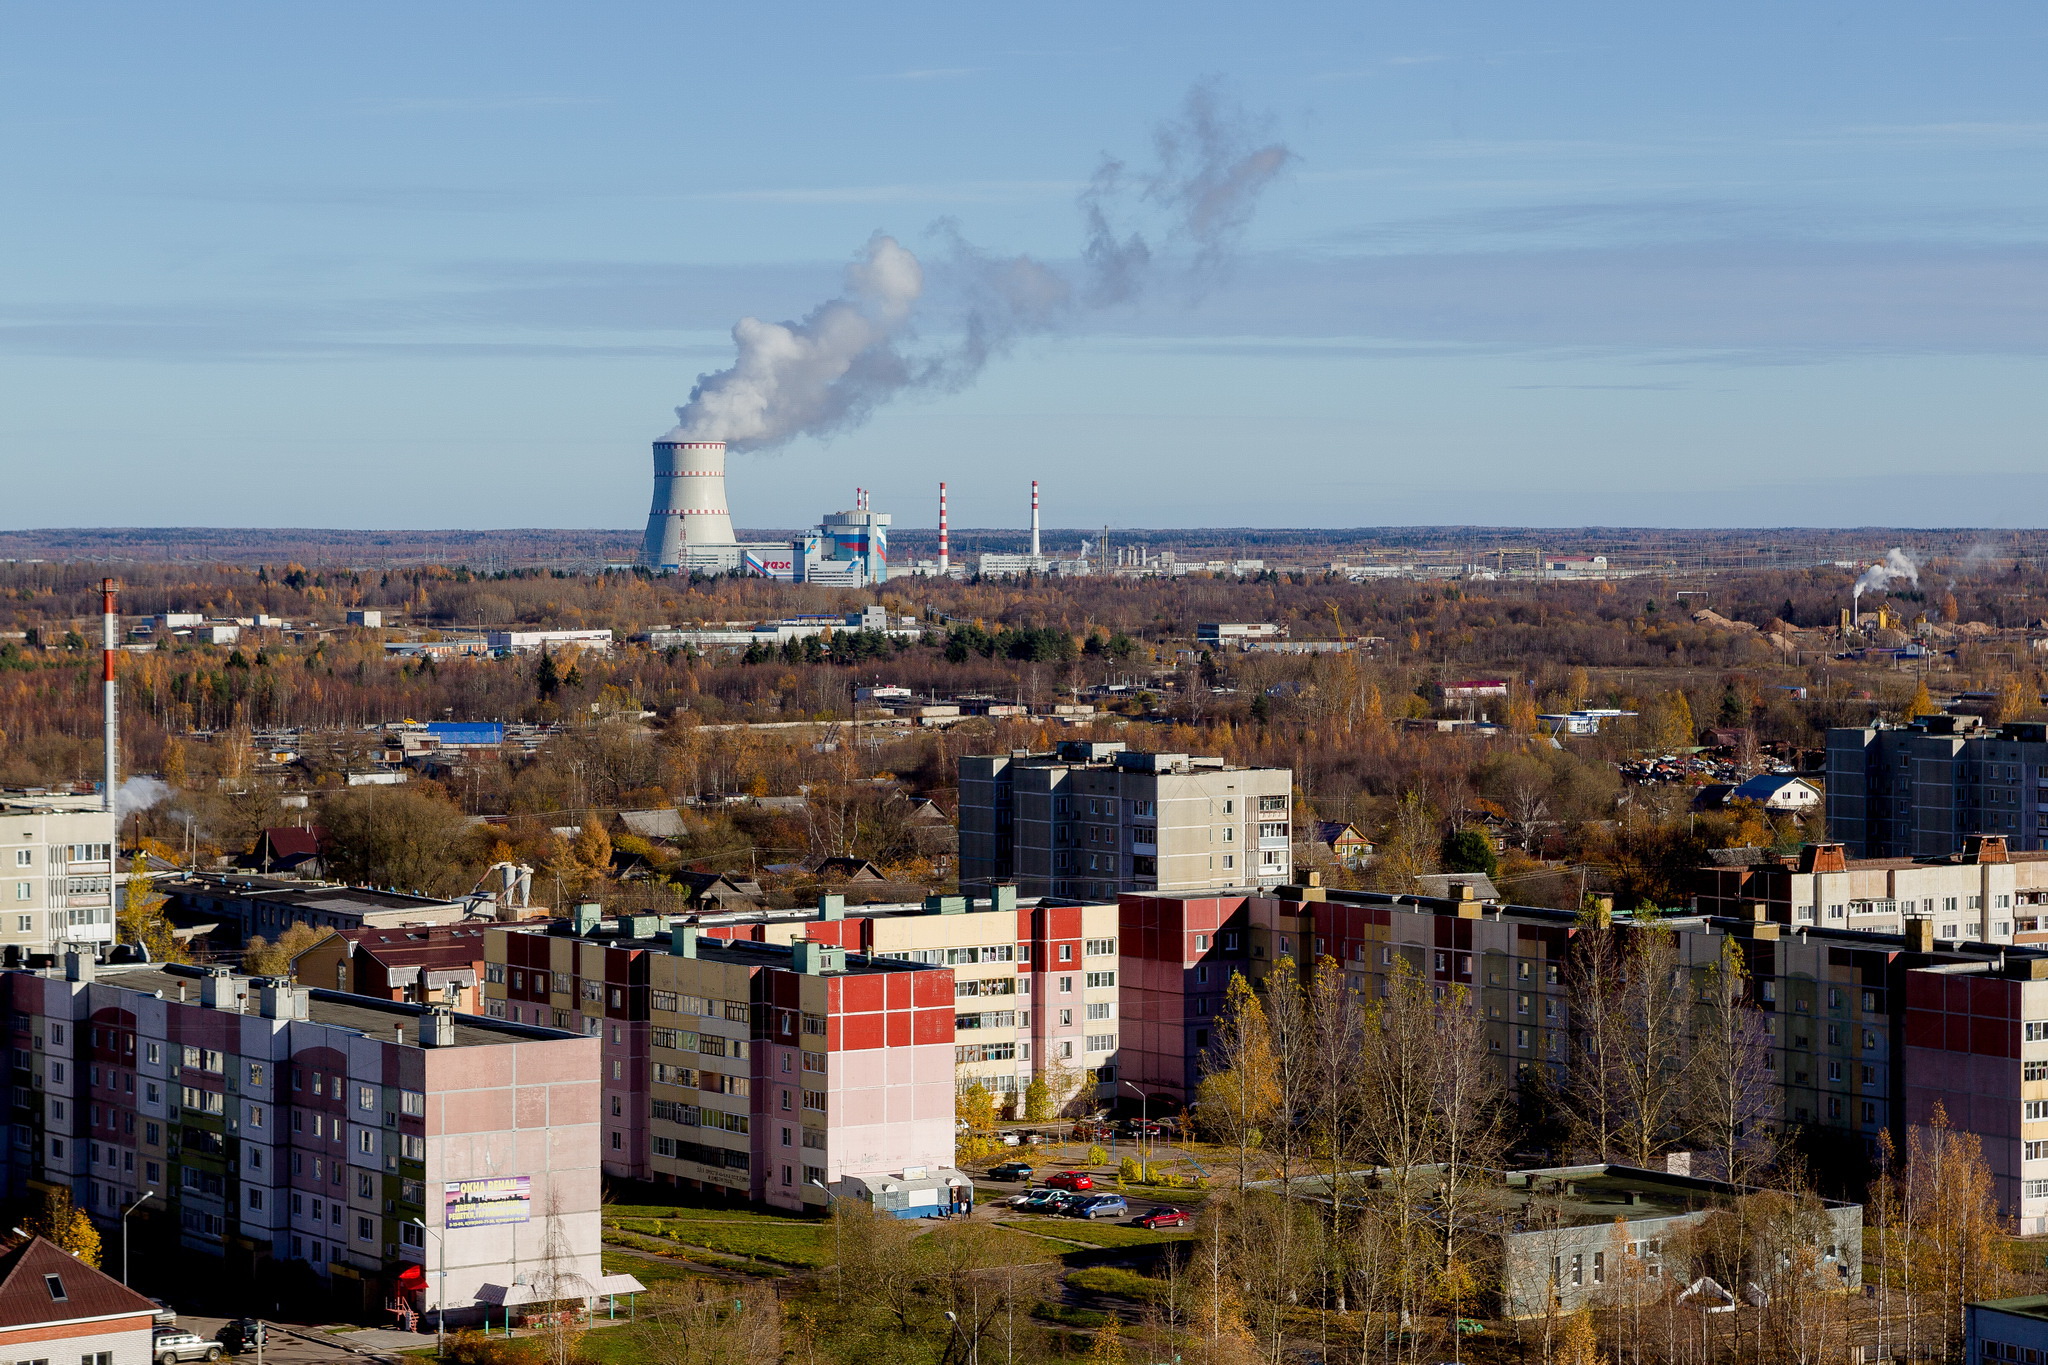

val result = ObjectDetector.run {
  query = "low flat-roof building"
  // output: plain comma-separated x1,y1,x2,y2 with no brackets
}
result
161,874,475,946
291,923,491,1014
1968,1296,2048,1365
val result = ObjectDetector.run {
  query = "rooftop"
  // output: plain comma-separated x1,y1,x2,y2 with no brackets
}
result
513,921,940,977
1973,1296,2048,1322
86,963,575,1047
169,873,465,912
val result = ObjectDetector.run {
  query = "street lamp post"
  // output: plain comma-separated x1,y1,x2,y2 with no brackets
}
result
407,1219,446,1355
944,1308,980,1365
120,1191,156,1287
1122,1081,1149,1162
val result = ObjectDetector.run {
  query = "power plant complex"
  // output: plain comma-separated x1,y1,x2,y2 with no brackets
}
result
639,414,1085,582
640,419,889,584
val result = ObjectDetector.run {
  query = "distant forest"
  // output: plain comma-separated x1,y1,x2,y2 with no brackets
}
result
4,525,2046,570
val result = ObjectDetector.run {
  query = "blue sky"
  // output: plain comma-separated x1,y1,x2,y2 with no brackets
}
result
4,2,2048,531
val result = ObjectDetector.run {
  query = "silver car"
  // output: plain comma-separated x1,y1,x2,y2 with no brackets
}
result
153,1330,222,1364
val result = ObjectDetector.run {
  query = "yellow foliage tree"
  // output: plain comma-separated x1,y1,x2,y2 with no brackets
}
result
117,854,188,964
242,921,328,978
1087,1318,1126,1365
29,1188,102,1267
1904,679,1938,722
1558,1305,1599,1365
1193,972,1281,1185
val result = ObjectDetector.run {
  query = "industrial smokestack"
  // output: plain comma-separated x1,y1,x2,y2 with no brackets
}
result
643,418,735,569
937,482,949,576
101,579,118,815
1030,480,1041,559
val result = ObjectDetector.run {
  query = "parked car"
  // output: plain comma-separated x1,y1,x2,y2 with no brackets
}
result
1134,1206,1192,1229
216,1320,267,1355
1044,1171,1094,1191
146,1298,177,1330
152,1331,222,1364
988,1162,1034,1182
1012,1190,1065,1212
1070,1194,1128,1220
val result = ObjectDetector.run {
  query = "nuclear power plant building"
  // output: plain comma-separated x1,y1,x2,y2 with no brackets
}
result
641,422,889,585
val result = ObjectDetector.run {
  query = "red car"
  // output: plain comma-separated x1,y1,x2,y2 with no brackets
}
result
1134,1207,1191,1229
1044,1171,1095,1192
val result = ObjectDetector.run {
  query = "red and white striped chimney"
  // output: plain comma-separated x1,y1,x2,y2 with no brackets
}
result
100,578,118,814
937,482,949,575
1030,480,1040,559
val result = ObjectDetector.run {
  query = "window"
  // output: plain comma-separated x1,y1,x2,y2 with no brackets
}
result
1086,1002,1113,1021
2028,1140,2048,1161
1087,1034,1116,1053
2030,1022,2048,1042
401,1089,425,1117
802,1014,826,1036
357,1216,374,1242
802,1051,827,1073
13,849,28,866
1085,938,1116,957
248,1063,265,1088
802,1090,827,1111
1058,976,1073,994
803,1129,826,1149
2027,1100,2048,1121
1086,972,1116,988
485,963,506,984
2028,1179,2048,1200
804,1165,826,1186
44,1272,66,1300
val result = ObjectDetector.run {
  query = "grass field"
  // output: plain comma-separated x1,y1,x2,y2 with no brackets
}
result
997,1216,1194,1250
604,1205,831,1268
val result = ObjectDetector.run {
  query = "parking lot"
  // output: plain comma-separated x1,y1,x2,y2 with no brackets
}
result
163,1315,437,1365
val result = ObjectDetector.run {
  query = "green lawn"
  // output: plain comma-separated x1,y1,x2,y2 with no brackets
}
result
1065,1265,1171,1303
605,1208,830,1268
997,1216,1193,1250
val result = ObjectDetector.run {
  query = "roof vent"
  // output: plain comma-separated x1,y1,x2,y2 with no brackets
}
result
422,1004,457,1047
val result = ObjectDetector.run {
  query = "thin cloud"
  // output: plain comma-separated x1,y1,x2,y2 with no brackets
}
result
352,95,606,115
687,179,1078,205
867,67,984,82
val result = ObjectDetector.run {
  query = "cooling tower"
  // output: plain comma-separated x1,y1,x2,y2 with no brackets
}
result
643,425,736,568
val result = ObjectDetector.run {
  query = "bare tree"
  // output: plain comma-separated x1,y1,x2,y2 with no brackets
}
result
1687,935,1782,1184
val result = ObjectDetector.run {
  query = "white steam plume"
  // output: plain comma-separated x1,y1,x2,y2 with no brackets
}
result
116,775,170,818
1853,548,1919,599
673,81,1294,452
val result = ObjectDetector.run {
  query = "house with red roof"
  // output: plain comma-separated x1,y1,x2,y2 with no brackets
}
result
0,1236,159,1365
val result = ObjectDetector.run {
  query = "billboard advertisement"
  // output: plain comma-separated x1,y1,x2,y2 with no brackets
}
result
445,1176,531,1228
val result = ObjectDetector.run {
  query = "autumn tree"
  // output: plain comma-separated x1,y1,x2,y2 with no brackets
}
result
1194,971,1281,1187
242,921,327,978
1688,935,1782,1184
117,853,187,963
320,785,481,896
27,1186,101,1267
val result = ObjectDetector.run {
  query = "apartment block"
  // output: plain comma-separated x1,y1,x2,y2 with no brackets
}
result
1828,715,2048,858
481,913,960,1214
0,792,118,966
0,959,611,1318
959,743,1292,900
1124,875,2048,1230
1697,836,2048,944
691,888,1123,1110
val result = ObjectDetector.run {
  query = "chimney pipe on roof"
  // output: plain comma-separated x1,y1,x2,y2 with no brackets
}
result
101,579,118,815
